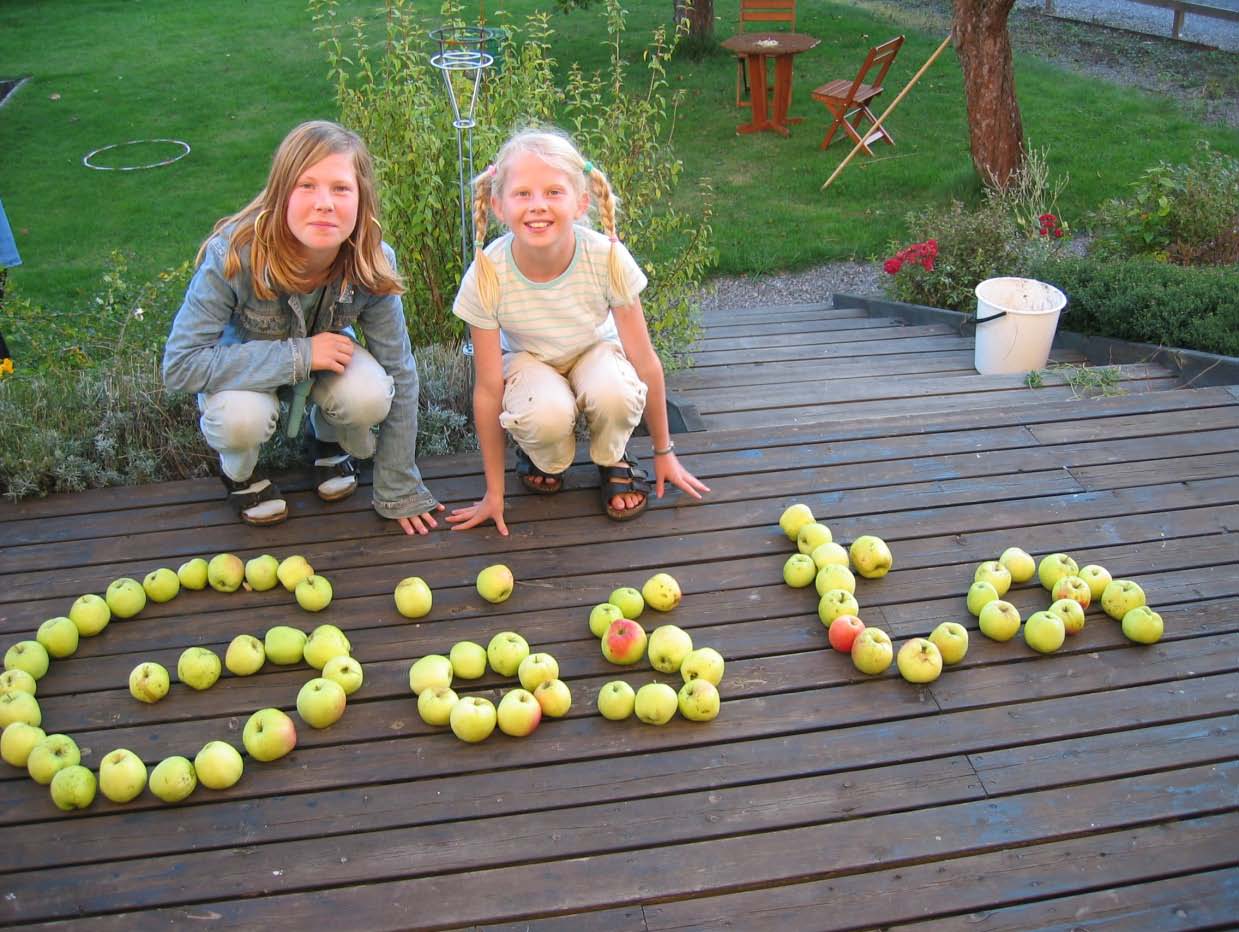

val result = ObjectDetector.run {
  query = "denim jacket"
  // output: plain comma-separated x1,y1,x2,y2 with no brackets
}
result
163,232,439,519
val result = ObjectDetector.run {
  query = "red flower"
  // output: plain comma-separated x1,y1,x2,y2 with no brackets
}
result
1054,228,1064,238
883,258,902,274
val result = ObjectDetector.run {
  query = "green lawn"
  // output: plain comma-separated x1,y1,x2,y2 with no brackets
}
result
2,0,1236,313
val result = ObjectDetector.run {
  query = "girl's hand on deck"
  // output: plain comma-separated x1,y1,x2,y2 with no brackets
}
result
447,494,509,536
654,452,710,501
396,503,446,536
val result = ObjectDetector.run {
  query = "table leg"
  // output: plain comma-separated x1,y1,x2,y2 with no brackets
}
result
771,55,801,132
737,53,774,134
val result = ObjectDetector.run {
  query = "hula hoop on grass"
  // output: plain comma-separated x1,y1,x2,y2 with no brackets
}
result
83,138,190,171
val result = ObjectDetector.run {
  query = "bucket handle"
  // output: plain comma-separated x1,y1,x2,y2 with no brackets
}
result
960,309,1005,336
974,311,1007,325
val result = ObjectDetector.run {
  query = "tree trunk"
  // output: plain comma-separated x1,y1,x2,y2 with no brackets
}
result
674,0,714,41
953,0,1024,188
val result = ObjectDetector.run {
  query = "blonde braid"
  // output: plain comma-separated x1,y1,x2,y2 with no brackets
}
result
471,169,501,313
589,169,633,307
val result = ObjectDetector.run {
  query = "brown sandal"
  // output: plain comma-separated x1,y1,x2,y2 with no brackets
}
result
222,474,288,527
598,450,650,521
515,447,564,495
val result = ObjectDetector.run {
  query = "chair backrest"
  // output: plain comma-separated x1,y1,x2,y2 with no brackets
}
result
739,0,796,32
846,35,904,100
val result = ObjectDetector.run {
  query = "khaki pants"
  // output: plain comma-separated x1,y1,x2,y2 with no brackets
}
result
500,341,648,474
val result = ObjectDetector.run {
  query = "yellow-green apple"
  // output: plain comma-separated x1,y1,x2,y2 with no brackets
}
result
597,680,636,720
1122,606,1164,644
648,625,693,674
296,677,347,728
966,581,1000,617
818,589,860,626
244,554,280,592
849,535,893,579
1101,579,1146,621
36,616,79,659
128,661,171,703
225,634,265,676
677,679,720,722
680,647,725,685
206,554,245,593
303,624,351,670
0,669,35,695
0,690,41,728
276,555,315,592
177,557,210,590
27,734,80,784
1037,553,1079,591
68,594,111,637
851,628,894,675
264,626,307,665
601,619,647,666
534,679,572,717
476,564,515,603
394,576,433,619
242,708,297,761
634,682,678,725
50,764,97,811
4,641,50,680
978,599,1022,641
1051,575,1092,610
177,647,222,690
827,615,866,653
497,688,543,736
608,586,645,620
929,621,970,664
796,522,832,555
143,567,181,603
486,632,530,677
642,572,682,612
409,654,454,695
322,655,364,695
98,748,147,803
779,503,815,541
973,561,1012,597
517,653,559,692
588,603,625,638
814,564,856,597
194,740,244,790
1078,564,1112,602
1048,598,1086,636
783,553,817,589
1024,610,1066,653
450,696,497,742
295,574,333,612
149,755,197,803
448,641,488,679
417,686,459,726
999,546,1036,584
896,638,944,684
106,577,147,618
1,722,45,767
810,541,850,570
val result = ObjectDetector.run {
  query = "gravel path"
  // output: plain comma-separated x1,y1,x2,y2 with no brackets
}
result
1014,0,1239,52
696,261,884,312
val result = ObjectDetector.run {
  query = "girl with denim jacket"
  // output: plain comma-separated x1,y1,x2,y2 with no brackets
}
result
163,121,442,532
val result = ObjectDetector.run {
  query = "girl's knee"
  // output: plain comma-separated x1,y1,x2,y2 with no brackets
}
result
319,374,395,429
201,393,278,450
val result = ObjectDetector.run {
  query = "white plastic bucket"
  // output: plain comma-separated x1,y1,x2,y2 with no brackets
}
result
973,277,1067,375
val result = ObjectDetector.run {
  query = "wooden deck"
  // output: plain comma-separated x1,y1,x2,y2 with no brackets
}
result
2,303,1237,930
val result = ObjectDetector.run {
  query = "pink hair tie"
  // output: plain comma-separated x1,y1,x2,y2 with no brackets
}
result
608,234,619,244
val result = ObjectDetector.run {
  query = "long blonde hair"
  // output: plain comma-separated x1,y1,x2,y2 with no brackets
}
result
469,127,630,313
196,120,402,300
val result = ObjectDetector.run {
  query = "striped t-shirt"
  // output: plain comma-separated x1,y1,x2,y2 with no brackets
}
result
452,225,648,369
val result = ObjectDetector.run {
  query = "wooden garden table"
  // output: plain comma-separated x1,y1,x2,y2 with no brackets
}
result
721,31,820,136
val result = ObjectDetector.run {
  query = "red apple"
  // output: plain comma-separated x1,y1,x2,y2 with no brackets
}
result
827,615,865,653
601,619,647,665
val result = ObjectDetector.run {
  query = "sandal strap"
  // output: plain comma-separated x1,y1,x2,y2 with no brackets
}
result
222,475,285,517
314,453,358,485
598,451,651,498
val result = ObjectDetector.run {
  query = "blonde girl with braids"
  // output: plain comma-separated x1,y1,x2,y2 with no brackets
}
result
448,127,709,534
164,120,443,532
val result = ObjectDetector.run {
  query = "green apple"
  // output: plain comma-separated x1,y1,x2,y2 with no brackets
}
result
36,616,79,659
810,541,850,570
277,555,315,592
978,599,1022,642
998,546,1036,584
534,679,572,718
50,764,97,811
1,722,46,767
851,628,893,675
177,557,210,590
677,679,720,722
98,748,147,803
143,567,181,603
409,654,454,695
1048,598,1086,635
194,740,244,790
648,624,693,674
680,647,725,685
449,696,497,742
608,586,645,620
517,653,559,692
68,594,111,636
448,641,488,679
814,564,856,597
849,535,893,579
244,554,280,592
1024,610,1066,653
0,690,41,728
496,688,543,736
597,680,636,720
296,677,348,729
207,553,245,593
177,647,222,690
224,634,266,676
417,685,459,725
0,669,36,696
1078,564,1112,601
322,655,364,695
106,577,147,618
929,621,969,665
642,573,683,612
128,661,171,703
818,589,860,626
973,561,1012,597
778,503,815,541
264,625,307,665
243,708,297,761
1101,579,1147,621
601,619,647,665
476,564,515,603
295,574,334,612
965,580,1000,617
634,682,678,725
27,733,80,785
588,602,625,638
1051,575,1092,609
487,632,530,677
303,623,351,670
1122,606,1164,644
149,755,197,803
896,638,943,684
394,576,433,619
796,522,832,555
1037,552,1079,591
783,553,816,588
4,641,50,680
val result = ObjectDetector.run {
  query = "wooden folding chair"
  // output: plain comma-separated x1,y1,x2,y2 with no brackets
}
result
810,35,905,153
734,0,797,108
